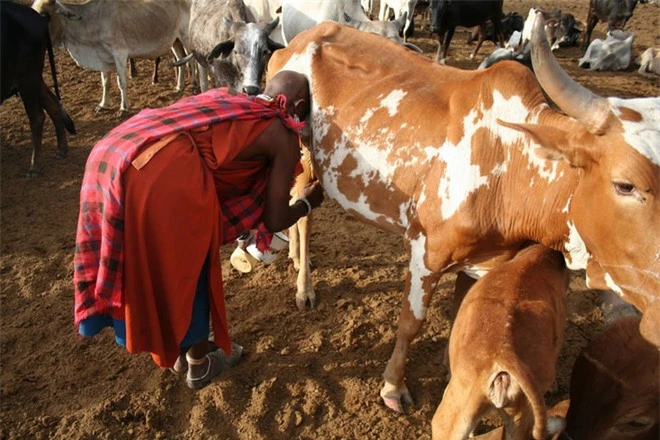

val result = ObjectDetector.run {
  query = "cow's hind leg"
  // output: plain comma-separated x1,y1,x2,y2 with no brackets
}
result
431,378,489,440
20,81,45,177
172,39,187,92
40,80,69,160
295,212,315,309
95,71,113,113
381,231,441,413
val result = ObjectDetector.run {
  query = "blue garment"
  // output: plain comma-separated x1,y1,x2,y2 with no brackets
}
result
79,259,210,349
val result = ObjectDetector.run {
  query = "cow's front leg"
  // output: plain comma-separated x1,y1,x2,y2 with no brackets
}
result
381,233,441,413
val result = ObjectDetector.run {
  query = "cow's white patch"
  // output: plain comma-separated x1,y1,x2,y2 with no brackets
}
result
241,24,263,89
564,222,590,270
561,196,572,214
360,108,375,125
422,107,490,220
610,97,660,167
408,234,432,320
380,89,406,117
604,273,625,297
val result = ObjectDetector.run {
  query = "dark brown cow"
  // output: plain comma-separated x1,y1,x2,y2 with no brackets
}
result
561,316,659,439
267,14,660,413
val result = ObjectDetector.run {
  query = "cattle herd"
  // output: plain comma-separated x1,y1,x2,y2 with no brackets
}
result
1,0,659,439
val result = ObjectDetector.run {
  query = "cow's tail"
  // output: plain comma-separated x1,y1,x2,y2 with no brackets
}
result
488,353,547,440
44,22,76,134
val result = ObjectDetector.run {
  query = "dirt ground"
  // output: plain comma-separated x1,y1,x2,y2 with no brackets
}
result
1,1,658,439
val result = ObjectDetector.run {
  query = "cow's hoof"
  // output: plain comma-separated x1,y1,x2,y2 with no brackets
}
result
380,383,414,413
26,169,42,178
55,151,67,160
94,105,111,114
295,296,307,311
116,109,130,119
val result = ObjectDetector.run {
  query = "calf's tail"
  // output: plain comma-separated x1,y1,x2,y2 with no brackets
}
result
488,353,547,440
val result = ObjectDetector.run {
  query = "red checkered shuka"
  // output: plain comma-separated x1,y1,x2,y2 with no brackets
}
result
73,88,305,325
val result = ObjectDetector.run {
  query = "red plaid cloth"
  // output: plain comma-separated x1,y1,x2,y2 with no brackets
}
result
74,88,304,325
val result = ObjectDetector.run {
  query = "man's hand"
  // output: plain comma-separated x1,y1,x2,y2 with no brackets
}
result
301,181,324,210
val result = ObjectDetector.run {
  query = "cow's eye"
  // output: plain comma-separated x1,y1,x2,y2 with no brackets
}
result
617,418,652,432
613,181,635,196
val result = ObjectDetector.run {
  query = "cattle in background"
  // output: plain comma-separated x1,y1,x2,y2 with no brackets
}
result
578,30,634,71
183,0,283,94
281,0,373,45
432,245,568,440
559,316,659,439
378,0,417,40
467,12,524,47
32,0,191,116
637,47,660,77
548,13,583,51
1,1,75,177
583,0,640,50
268,13,660,413
430,0,506,63
341,11,423,52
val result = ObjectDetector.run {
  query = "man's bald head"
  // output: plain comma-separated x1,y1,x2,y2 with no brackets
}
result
264,71,310,120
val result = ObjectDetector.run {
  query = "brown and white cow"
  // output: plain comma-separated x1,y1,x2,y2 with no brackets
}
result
432,244,568,440
267,14,660,413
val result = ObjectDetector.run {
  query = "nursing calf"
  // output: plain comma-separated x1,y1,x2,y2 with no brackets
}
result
432,245,568,440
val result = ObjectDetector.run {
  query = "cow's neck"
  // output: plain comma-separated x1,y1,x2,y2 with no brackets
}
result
499,111,583,265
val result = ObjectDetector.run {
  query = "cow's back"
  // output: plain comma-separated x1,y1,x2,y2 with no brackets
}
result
450,245,568,381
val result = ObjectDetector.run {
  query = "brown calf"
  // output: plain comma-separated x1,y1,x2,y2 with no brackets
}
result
432,245,569,440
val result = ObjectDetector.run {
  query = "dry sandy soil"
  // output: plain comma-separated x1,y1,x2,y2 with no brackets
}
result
1,1,658,439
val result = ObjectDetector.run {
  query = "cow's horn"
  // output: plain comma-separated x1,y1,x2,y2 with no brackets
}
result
531,12,610,134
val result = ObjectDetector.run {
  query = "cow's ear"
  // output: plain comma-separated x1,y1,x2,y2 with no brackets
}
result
497,120,598,168
208,41,234,61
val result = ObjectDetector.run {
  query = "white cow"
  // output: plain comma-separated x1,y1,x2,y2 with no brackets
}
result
32,0,191,115
578,29,634,71
637,47,660,77
378,0,417,41
281,0,372,45
341,11,423,52
244,0,285,46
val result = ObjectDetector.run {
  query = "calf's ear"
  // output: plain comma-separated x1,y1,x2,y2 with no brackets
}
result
497,120,599,169
546,416,567,440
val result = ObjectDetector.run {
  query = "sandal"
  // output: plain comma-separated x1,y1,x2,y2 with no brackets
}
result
169,340,220,375
185,350,227,390
169,354,188,375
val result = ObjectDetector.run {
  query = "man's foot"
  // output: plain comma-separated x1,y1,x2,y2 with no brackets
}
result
186,350,227,390
184,342,244,390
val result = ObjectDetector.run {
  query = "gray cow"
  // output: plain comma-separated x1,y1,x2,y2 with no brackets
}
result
183,0,282,94
32,0,191,115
